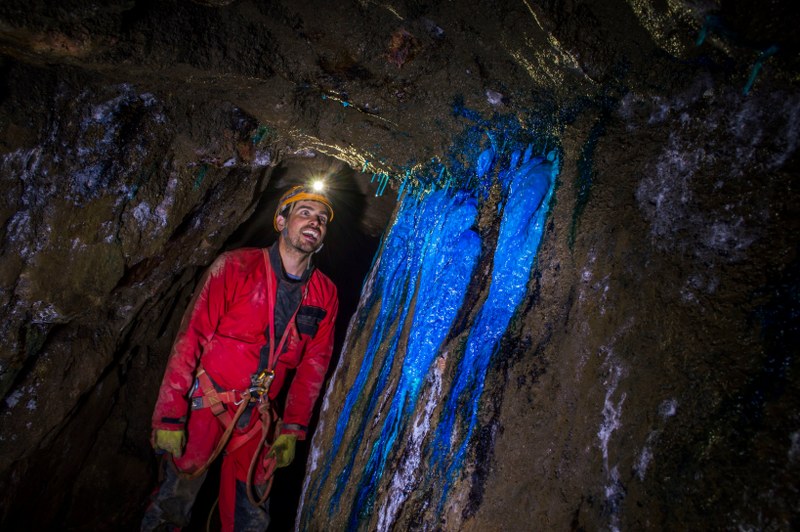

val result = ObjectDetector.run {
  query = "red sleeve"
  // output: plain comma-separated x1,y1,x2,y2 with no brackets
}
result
151,254,231,430
281,282,338,440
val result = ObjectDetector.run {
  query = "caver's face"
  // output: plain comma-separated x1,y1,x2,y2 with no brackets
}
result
276,199,329,254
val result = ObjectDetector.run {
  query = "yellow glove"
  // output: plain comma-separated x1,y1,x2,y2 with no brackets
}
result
270,434,297,468
153,429,186,458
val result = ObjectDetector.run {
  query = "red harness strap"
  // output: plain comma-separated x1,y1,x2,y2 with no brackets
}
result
194,369,238,419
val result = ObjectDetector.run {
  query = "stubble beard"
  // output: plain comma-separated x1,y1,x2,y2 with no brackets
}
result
284,228,320,255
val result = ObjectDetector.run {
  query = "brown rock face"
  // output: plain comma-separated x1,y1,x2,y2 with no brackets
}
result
0,0,798,530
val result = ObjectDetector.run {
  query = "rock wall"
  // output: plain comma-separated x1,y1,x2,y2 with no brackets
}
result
301,80,799,530
0,62,283,527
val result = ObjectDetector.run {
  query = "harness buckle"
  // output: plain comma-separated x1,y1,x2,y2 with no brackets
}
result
250,369,275,396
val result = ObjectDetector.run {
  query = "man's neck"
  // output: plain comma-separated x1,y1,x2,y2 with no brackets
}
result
277,238,312,277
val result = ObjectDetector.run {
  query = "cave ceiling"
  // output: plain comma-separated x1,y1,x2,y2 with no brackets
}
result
2,0,795,179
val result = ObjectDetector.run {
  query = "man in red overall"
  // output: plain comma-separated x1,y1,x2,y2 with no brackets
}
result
142,184,338,531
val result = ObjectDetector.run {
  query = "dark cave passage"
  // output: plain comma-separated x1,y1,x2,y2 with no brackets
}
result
135,154,392,532
222,155,395,359
211,155,393,531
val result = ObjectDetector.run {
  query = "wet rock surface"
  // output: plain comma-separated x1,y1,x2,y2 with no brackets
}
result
0,0,798,530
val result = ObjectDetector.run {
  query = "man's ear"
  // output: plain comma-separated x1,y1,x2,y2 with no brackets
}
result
276,213,287,231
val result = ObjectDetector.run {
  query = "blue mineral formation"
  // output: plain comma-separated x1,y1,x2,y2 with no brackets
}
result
304,136,558,530
429,147,557,508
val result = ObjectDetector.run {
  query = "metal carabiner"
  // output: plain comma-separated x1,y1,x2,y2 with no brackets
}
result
233,388,253,406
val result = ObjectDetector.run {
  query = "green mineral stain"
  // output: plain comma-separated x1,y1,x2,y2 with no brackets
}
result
252,125,271,145
194,164,208,190
569,119,604,249
128,163,157,200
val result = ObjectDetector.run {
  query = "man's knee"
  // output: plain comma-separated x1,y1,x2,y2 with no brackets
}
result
233,479,270,531
141,459,207,531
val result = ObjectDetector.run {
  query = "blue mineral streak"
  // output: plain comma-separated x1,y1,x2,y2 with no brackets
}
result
430,147,557,507
325,199,419,510
312,189,480,515
347,191,481,527
308,137,557,528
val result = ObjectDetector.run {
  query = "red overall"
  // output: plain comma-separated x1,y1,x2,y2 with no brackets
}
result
150,245,337,530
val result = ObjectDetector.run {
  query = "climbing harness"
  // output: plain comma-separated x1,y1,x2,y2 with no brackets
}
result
177,249,308,507
179,366,280,507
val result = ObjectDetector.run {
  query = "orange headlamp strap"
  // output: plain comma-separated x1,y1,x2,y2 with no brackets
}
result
273,190,334,231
